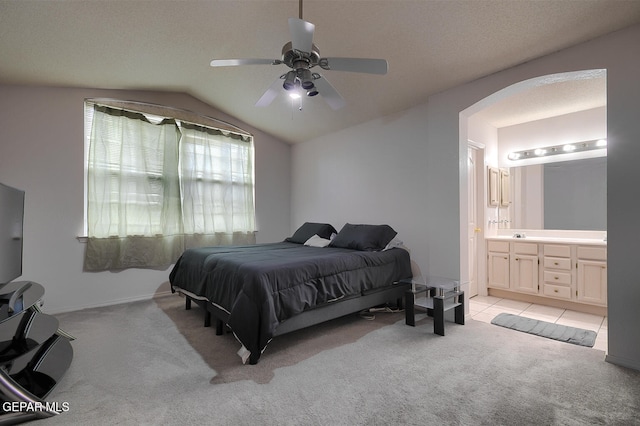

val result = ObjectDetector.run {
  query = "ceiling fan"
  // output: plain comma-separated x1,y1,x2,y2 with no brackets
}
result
210,0,388,110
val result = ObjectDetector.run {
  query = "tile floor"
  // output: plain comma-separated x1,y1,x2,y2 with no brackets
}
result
469,295,608,352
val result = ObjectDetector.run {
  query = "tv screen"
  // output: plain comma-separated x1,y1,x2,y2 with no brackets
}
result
0,182,25,285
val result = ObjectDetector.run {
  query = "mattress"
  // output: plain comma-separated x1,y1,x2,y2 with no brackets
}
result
169,242,412,359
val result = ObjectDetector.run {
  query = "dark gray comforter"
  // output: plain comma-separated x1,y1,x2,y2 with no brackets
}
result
169,242,411,361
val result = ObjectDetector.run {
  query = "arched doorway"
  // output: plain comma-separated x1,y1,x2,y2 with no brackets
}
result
459,70,607,351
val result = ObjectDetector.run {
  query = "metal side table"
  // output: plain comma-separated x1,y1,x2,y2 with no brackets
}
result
403,276,465,336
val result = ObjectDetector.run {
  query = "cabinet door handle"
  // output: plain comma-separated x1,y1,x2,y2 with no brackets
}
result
554,276,559,280
554,262,559,266
554,289,559,293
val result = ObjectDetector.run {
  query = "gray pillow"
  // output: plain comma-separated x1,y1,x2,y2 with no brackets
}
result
285,222,337,244
329,223,397,251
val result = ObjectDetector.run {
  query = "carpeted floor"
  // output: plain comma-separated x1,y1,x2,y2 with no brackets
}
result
154,294,405,384
34,294,640,425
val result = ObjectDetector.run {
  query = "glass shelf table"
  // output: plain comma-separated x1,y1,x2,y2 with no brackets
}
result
402,276,465,336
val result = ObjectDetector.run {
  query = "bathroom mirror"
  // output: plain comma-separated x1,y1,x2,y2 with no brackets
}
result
505,156,606,230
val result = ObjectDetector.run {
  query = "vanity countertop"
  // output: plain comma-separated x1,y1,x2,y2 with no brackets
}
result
486,235,607,246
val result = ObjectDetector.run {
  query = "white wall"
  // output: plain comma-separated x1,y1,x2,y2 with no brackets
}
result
291,103,450,278
292,24,640,371
0,85,291,313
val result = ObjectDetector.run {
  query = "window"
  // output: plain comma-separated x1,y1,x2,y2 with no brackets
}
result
83,100,255,271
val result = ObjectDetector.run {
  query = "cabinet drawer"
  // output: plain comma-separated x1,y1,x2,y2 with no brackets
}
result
543,256,572,271
488,240,509,253
544,270,572,285
577,246,607,261
513,242,538,255
544,244,571,258
543,283,572,300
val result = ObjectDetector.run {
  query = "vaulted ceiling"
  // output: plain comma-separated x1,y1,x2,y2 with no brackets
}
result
1,1,639,144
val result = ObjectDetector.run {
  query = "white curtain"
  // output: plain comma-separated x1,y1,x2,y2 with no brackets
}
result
84,104,255,271
179,123,256,242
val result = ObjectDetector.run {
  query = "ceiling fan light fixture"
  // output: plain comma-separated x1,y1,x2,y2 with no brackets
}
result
283,70,297,90
307,86,319,97
298,69,314,89
289,79,303,98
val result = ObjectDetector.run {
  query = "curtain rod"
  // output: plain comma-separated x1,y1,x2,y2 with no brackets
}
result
86,98,253,139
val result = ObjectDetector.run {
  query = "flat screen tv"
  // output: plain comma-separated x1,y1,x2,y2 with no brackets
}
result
0,182,25,285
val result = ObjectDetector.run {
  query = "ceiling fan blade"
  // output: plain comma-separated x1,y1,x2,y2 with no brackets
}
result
288,17,315,53
255,78,284,107
320,57,388,75
313,75,346,110
210,58,279,67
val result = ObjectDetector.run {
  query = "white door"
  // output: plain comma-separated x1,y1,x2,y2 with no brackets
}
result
468,146,479,297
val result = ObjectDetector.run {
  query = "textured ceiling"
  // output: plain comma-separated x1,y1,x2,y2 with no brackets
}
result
1,1,638,144
474,74,607,128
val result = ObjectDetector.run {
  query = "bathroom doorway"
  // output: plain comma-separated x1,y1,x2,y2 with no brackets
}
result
459,69,607,321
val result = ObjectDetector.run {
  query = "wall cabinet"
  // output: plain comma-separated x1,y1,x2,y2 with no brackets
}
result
487,240,607,308
500,169,510,207
488,167,511,207
488,167,500,206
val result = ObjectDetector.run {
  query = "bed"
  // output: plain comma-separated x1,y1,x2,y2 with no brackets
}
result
169,222,412,364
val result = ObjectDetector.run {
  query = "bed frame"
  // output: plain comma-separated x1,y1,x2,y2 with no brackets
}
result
178,281,410,364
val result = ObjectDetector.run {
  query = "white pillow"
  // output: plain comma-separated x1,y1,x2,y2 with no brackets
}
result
383,237,405,251
304,234,332,247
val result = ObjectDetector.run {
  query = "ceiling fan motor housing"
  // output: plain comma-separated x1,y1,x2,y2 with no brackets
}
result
281,41,320,69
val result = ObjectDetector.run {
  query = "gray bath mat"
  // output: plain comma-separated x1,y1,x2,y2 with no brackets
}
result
491,312,597,347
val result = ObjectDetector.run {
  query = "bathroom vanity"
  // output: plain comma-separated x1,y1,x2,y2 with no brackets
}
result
486,231,607,316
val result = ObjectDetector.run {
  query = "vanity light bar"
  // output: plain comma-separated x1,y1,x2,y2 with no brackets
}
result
508,139,607,161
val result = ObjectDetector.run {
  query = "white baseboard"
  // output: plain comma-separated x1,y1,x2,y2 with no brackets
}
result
44,290,175,315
